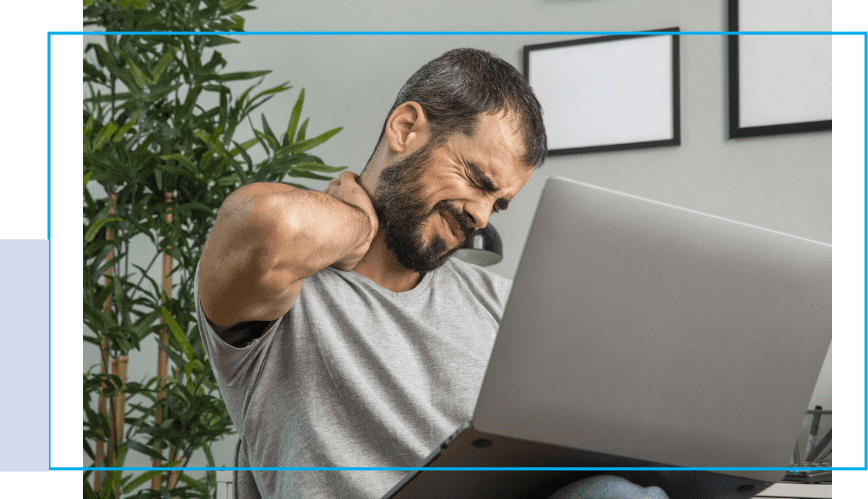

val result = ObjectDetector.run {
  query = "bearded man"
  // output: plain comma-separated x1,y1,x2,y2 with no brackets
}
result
196,48,667,499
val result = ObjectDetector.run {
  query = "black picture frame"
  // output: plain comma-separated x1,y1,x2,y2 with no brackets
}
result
728,0,832,138
523,27,681,156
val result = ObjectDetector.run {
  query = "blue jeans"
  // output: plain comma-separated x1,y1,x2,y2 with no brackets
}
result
547,475,669,499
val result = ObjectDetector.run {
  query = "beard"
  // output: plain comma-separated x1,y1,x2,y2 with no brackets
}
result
373,144,473,272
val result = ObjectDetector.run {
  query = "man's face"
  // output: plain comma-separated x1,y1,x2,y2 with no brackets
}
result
373,112,533,272
373,143,464,272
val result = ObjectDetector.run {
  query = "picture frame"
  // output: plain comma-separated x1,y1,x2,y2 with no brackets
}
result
523,28,681,156
728,0,832,138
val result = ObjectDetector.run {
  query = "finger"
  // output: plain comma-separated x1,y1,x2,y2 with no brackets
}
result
323,177,340,194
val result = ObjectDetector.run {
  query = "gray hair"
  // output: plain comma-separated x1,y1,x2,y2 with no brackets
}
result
370,48,547,168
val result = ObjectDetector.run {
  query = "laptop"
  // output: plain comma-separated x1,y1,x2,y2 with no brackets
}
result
381,177,832,499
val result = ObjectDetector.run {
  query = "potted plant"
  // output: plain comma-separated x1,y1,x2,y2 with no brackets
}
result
83,1,345,497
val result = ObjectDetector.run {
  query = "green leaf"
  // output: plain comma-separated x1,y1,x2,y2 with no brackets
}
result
179,84,203,117
261,114,275,142
131,309,162,341
84,115,95,147
83,474,98,499
226,146,249,185
210,124,224,146
237,84,255,110
285,170,334,181
250,82,292,105
228,137,258,157
100,470,115,499
254,123,280,151
125,439,166,461
144,82,183,103
192,1,220,25
193,130,211,145
93,251,124,282
84,217,121,243
295,162,347,173
288,126,342,155
254,129,278,152
229,14,245,30
286,88,304,144
233,140,255,172
156,341,187,374
203,35,240,47
212,70,270,82
178,473,208,493
121,52,150,88
112,109,139,142
164,245,183,262
296,118,309,142
151,49,176,83
118,0,151,10
120,460,182,493
202,84,230,94
116,445,129,467
91,123,119,150
156,163,196,181
158,153,196,171
122,469,163,493
176,201,213,215
84,91,134,104
84,171,92,194
184,359,204,380
162,306,194,362
217,174,239,186
83,60,106,83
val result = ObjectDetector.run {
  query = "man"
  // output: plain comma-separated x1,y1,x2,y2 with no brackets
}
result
196,48,667,499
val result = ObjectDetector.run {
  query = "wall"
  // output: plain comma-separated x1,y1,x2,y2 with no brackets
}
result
85,0,833,468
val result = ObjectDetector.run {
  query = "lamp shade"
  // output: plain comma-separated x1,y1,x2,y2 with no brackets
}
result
455,224,503,266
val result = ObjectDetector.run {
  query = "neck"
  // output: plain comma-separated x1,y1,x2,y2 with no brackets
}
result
352,232,425,293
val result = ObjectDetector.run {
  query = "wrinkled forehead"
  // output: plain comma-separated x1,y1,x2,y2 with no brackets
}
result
481,108,533,168
483,111,531,164
460,113,534,190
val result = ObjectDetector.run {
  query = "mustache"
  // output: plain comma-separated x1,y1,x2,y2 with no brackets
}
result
430,200,476,246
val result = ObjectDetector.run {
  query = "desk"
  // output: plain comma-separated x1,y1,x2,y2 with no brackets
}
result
752,483,831,499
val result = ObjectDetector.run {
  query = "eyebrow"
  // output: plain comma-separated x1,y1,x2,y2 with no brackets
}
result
465,161,512,212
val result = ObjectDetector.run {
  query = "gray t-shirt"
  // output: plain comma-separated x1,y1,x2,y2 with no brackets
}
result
195,258,512,498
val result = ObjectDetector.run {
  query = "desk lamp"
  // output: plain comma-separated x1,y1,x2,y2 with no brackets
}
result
455,224,503,266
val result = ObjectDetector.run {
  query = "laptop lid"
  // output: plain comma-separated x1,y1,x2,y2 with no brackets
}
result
473,177,832,476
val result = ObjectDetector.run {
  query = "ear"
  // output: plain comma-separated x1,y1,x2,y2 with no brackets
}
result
385,101,429,153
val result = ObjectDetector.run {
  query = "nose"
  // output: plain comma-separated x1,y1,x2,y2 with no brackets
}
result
464,198,493,230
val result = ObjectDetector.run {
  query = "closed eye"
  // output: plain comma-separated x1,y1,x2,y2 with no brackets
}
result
465,161,510,213
464,161,511,214
468,180,505,214
465,162,498,193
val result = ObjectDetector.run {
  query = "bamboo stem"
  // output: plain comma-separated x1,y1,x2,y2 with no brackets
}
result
108,355,128,499
153,191,174,490
166,365,182,494
94,194,116,493
167,448,181,491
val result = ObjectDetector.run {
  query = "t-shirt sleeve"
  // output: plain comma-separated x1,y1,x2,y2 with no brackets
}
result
194,261,283,393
